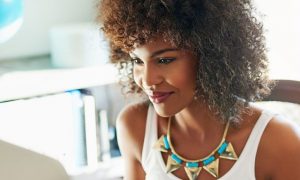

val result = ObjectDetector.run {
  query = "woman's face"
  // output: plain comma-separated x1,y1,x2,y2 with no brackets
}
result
130,39,198,117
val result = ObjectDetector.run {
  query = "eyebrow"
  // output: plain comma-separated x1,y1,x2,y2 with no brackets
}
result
130,48,179,59
150,48,179,58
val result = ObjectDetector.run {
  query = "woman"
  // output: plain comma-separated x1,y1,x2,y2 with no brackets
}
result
98,0,300,179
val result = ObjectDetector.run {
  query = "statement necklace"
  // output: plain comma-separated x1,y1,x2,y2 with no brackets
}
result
153,117,238,180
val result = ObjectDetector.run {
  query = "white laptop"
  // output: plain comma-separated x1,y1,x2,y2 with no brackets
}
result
0,139,69,180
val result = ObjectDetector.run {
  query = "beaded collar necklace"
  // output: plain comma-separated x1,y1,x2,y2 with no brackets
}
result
153,117,238,180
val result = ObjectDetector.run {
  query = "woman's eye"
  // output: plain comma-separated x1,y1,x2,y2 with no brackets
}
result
158,58,175,64
132,58,143,65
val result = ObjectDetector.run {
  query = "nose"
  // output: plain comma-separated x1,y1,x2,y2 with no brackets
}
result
139,64,163,89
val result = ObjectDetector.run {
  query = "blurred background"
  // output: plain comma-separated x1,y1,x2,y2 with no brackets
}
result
0,0,299,179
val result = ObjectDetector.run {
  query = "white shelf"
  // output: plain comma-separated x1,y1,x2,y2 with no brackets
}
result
0,64,118,102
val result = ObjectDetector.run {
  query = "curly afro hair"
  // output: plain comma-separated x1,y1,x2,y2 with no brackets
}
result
97,0,274,123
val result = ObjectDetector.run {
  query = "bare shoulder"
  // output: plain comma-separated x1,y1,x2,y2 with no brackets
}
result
262,115,300,157
257,113,300,179
116,100,150,161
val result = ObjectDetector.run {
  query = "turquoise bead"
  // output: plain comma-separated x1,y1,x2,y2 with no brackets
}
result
171,154,182,164
163,135,170,150
203,156,215,166
217,141,228,155
186,162,198,168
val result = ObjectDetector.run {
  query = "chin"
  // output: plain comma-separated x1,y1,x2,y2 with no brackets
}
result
152,103,180,118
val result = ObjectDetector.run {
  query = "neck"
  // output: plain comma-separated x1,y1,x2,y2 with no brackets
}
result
173,99,224,140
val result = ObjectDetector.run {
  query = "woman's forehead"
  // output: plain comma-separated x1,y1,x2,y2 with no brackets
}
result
130,39,178,58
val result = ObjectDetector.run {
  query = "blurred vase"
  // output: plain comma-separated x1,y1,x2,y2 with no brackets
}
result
49,23,109,68
0,0,23,43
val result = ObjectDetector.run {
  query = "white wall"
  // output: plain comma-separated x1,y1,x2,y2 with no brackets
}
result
0,0,98,60
255,0,300,80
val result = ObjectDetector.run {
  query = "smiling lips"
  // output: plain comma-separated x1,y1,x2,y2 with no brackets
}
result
148,91,174,103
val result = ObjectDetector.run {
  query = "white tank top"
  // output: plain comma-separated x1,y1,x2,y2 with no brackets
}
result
141,105,274,180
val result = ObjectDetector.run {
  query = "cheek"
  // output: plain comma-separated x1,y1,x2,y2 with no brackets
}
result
169,62,197,90
133,68,142,88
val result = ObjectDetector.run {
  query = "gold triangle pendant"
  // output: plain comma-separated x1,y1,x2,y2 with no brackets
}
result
184,167,202,180
166,155,182,173
203,158,219,178
153,135,169,152
219,142,238,160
